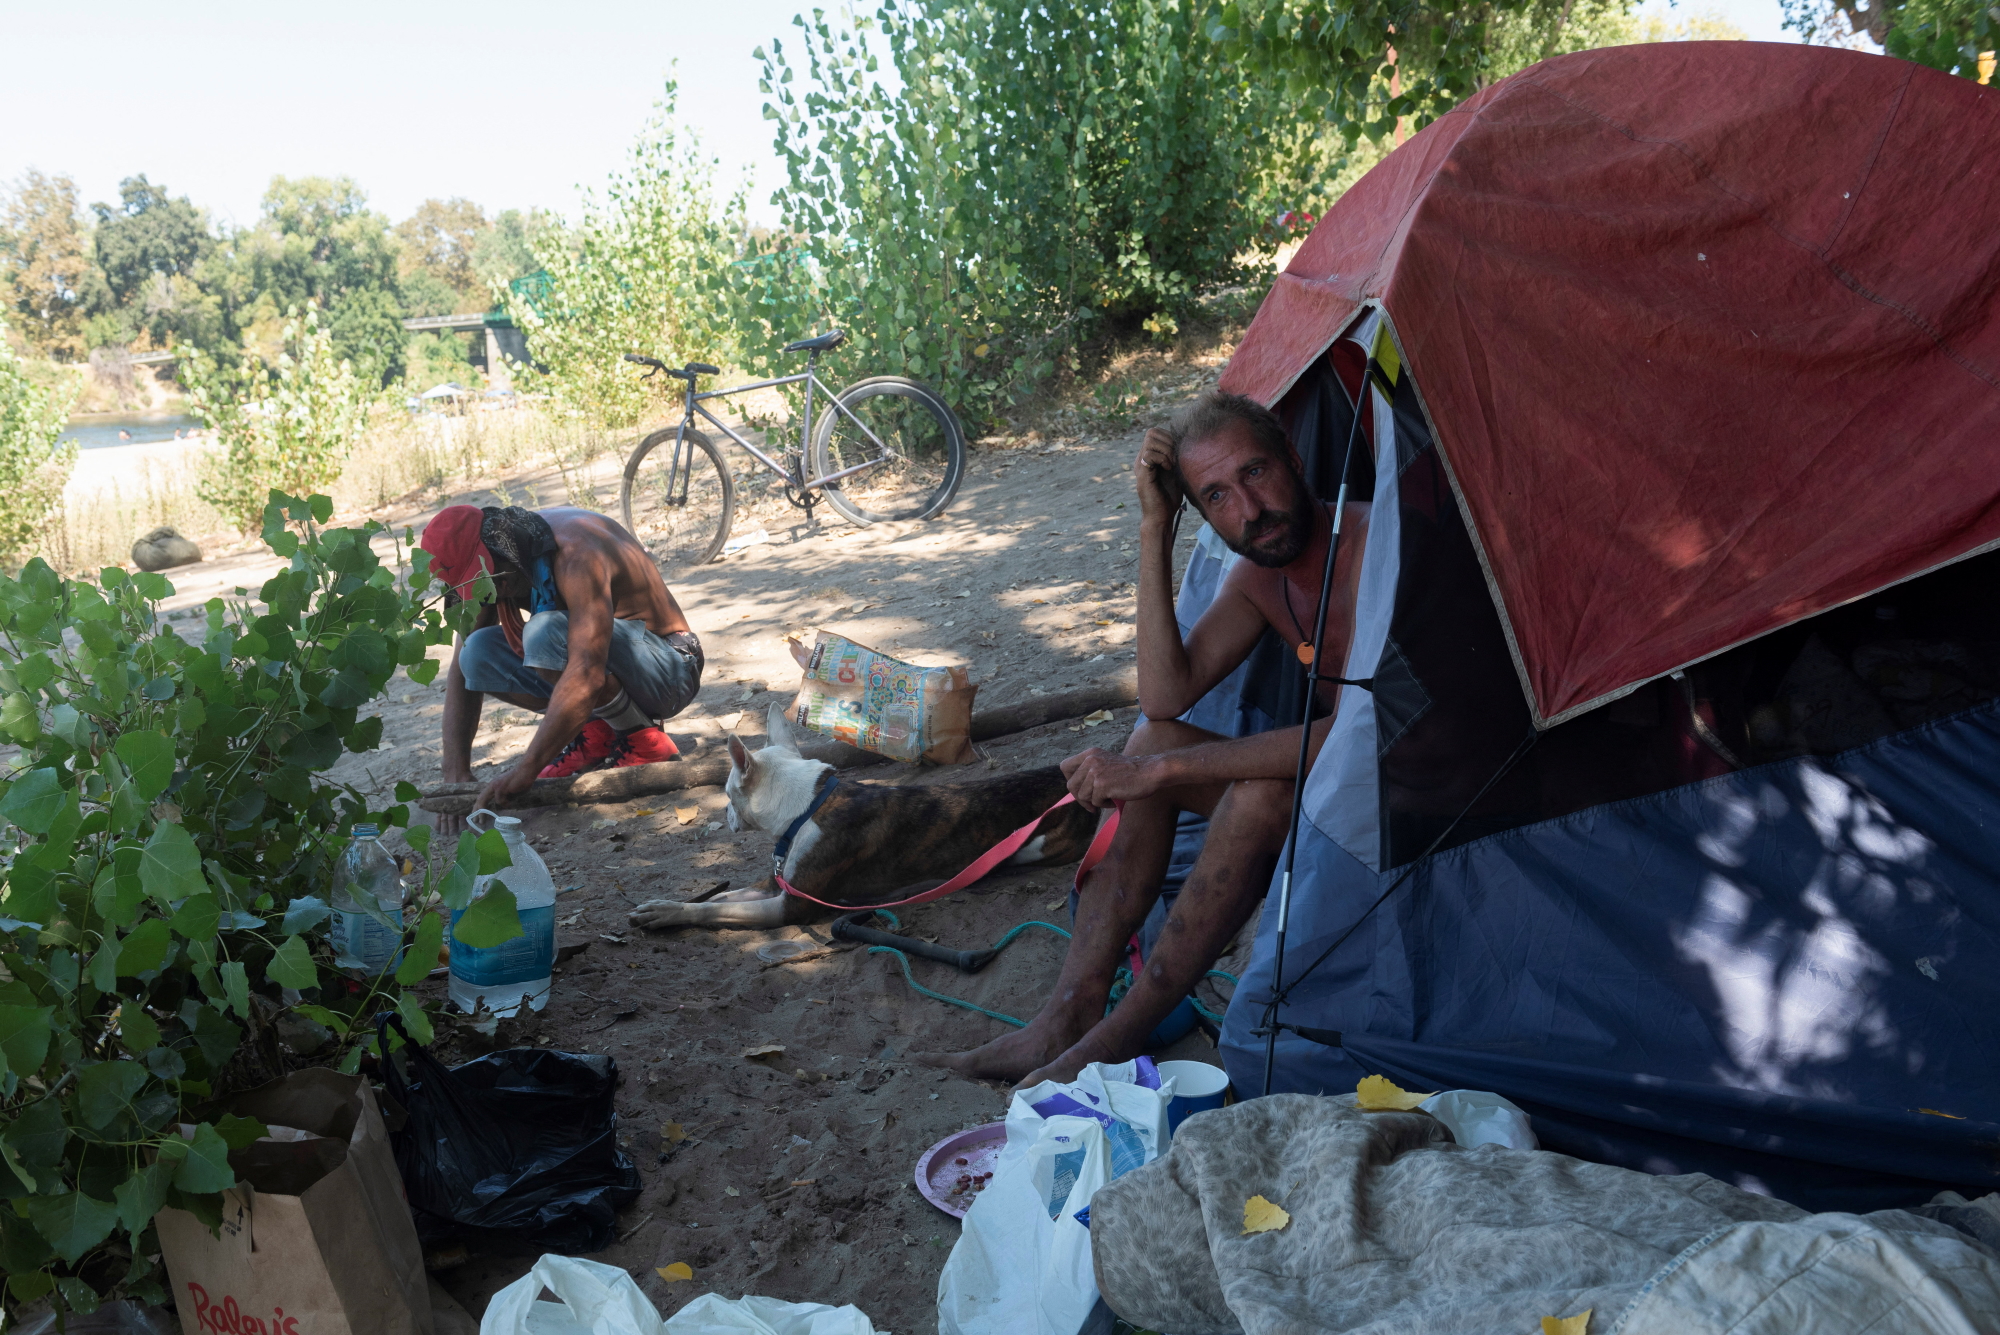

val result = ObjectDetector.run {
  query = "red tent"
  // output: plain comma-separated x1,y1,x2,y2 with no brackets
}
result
1222,42,2000,726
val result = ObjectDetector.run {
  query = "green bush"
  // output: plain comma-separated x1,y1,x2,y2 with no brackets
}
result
0,493,522,1320
501,86,751,431
183,304,374,532
0,322,79,567
754,0,1320,422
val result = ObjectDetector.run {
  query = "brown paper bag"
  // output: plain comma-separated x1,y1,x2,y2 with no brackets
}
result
156,1069,432,1335
788,631,977,764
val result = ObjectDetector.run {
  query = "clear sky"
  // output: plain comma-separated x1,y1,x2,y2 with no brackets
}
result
2,0,1803,232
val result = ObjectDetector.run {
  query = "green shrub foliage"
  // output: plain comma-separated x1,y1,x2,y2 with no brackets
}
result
0,493,519,1318
754,0,1319,420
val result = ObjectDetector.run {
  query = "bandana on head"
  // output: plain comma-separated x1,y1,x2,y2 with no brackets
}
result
417,506,493,604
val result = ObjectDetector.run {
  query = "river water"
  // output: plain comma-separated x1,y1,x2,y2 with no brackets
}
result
59,413,203,450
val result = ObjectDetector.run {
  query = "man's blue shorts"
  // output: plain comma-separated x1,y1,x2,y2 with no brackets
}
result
457,614,702,722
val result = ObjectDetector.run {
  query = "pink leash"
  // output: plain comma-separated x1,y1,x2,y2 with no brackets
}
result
777,794,1122,909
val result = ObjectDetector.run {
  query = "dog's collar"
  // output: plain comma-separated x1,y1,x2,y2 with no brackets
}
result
773,772,838,876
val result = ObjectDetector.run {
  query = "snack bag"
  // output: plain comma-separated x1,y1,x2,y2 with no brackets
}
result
788,631,977,764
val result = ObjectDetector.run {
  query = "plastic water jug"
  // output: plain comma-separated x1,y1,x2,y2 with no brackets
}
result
331,823,407,974
449,809,556,1015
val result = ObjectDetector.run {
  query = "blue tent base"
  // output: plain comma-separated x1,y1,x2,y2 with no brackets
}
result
1222,699,2000,1213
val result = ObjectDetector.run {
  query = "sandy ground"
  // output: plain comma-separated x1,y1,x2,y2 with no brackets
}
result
134,355,1246,1331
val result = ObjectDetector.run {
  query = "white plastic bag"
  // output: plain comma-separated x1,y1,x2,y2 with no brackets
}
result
480,1255,666,1335
666,1293,881,1334
480,1258,883,1335
1418,1089,1537,1150
938,1059,1172,1335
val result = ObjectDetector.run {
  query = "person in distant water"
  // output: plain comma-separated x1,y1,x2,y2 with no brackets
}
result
419,505,703,827
119,429,131,441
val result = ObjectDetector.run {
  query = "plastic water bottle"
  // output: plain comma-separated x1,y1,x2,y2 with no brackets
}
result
449,810,556,1015
331,824,407,974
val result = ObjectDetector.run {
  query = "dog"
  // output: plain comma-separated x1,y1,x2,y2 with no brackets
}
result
627,706,1099,930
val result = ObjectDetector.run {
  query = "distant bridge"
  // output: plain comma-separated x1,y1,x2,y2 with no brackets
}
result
401,310,532,389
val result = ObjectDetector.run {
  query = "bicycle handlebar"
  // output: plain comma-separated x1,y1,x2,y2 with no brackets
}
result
624,353,719,382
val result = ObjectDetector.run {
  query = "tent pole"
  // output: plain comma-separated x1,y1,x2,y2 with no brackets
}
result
1264,355,1376,1098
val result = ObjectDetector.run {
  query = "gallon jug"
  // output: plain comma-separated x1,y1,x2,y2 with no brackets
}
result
449,809,557,1015
331,823,406,974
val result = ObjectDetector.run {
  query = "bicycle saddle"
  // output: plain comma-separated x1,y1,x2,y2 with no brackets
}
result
782,329,846,354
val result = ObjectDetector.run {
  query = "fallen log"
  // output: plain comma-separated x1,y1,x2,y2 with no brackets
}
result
416,663,1140,816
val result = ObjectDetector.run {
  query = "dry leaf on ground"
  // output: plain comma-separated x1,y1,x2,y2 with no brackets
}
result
1079,709,1114,726
661,1121,686,1144
675,806,700,825
1541,1310,1591,1335
1242,1195,1291,1235
1355,1074,1433,1110
657,1262,694,1282
742,1043,787,1060
724,1186,740,1197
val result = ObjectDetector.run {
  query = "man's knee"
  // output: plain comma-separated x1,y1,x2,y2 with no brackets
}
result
1123,717,1216,758
519,611,570,672
1215,777,1295,843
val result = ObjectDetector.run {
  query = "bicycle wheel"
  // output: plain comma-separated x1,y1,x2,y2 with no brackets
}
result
809,376,966,525
620,426,735,572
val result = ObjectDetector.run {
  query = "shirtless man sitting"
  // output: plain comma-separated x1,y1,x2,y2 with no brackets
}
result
419,504,705,828
927,390,1369,1088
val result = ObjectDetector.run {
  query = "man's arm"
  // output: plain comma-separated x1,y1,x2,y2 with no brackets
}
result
440,603,498,783
1133,429,1268,719
476,551,619,809
1061,710,1338,811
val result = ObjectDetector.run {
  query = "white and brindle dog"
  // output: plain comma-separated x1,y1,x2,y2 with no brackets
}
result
628,707,1097,930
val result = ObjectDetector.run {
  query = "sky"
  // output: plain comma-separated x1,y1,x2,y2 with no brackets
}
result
2,0,1802,232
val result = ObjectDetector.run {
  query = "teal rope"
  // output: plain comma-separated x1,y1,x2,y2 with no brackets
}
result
861,911,1073,1027
862,910,1242,1028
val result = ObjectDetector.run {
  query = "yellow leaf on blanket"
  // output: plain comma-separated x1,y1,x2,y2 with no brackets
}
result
1241,1195,1291,1235
1919,1108,1966,1118
657,1262,694,1282
1355,1074,1432,1110
675,806,700,825
1540,1310,1591,1335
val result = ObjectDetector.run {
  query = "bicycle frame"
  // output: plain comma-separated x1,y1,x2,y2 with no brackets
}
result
652,354,898,510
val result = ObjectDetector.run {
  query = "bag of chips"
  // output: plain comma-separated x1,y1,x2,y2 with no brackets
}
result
788,631,977,764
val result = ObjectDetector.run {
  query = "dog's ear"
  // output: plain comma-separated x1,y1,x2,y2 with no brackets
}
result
728,733,755,783
766,703,800,753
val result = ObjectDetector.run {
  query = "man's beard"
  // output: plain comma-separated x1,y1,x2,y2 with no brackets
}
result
1222,481,1317,569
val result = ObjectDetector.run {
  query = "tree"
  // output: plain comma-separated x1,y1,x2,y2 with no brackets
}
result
472,208,553,293
197,177,406,382
501,87,747,430
0,318,78,563
184,304,373,530
395,198,490,312
1783,0,1992,74
87,175,215,351
0,172,95,361
758,0,1328,418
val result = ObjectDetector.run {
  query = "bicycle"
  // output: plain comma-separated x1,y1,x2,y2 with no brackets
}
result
619,330,967,572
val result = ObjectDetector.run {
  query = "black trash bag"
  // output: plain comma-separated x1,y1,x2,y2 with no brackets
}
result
375,1015,640,1253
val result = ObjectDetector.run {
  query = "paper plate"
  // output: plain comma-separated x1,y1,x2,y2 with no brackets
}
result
915,1121,1007,1218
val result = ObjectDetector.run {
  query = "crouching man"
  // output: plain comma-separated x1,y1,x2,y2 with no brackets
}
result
926,391,1369,1088
419,504,704,826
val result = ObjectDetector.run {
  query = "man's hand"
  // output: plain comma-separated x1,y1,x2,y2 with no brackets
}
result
1135,428,1186,524
1060,747,1169,812
470,764,537,820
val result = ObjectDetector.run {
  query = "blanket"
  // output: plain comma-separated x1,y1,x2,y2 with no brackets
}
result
1090,1094,2000,1334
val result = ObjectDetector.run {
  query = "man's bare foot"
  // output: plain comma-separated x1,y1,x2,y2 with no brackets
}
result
915,1012,1090,1083
1013,1028,1128,1093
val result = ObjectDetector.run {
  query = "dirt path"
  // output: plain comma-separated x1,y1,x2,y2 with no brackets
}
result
142,356,1246,1330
